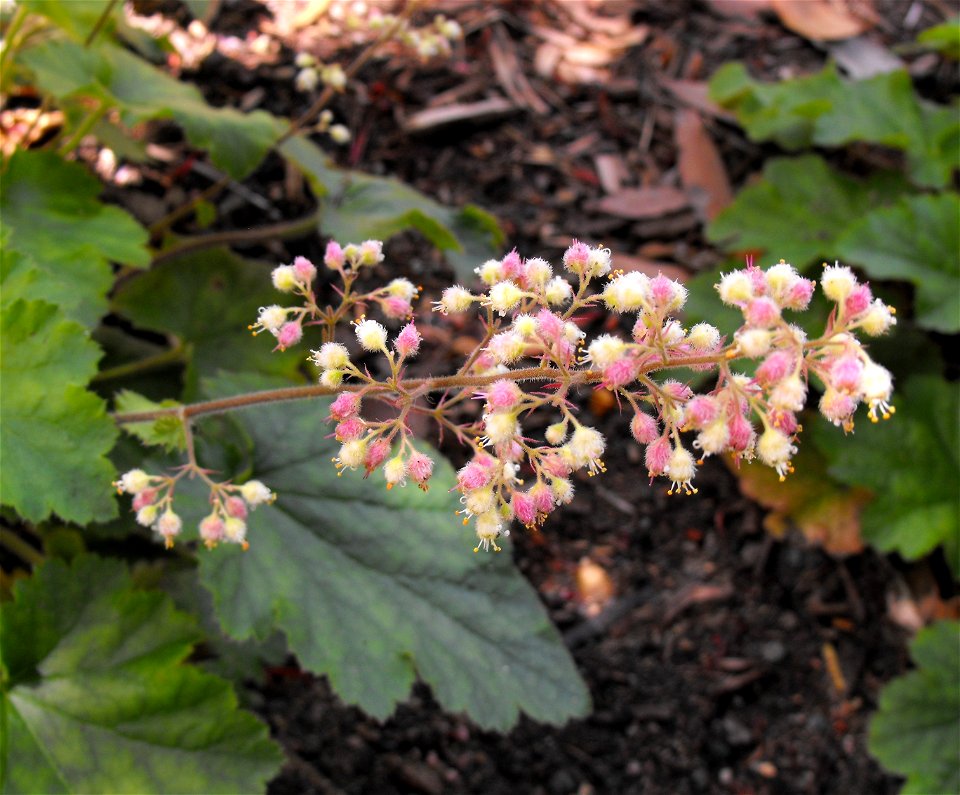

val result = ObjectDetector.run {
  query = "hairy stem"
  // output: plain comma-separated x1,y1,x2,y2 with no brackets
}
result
111,351,728,425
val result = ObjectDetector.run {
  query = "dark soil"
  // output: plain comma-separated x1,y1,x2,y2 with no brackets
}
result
115,1,957,793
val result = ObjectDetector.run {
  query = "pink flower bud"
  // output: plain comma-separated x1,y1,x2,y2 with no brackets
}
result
744,297,780,328
745,264,767,296
512,491,537,527
324,240,345,270
457,462,491,491
683,396,719,429
199,514,225,546
784,278,814,310
276,321,303,350
407,451,434,488
727,413,755,452
529,481,555,515
394,322,422,358
132,489,158,511
602,357,639,389
830,355,864,392
662,380,693,402
535,309,565,342
500,248,522,280
756,351,793,386
485,379,522,410
364,439,391,473
383,295,412,319
329,392,362,420
631,412,659,445
844,284,873,316
562,240,591,274
820,387,858,426
645,436,671,477
293,256,317,284
335,417,365,441
225,496,248,519
770,409,798,435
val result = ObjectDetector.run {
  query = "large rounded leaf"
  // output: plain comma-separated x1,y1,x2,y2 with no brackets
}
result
197,373,590,730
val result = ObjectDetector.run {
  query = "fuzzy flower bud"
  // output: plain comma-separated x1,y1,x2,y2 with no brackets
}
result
320,369,344,388
476,258,504,285
241,480,274,507
485,380,523,410
757,427,796,480
394,322,422,358
860,300,897,336
687,323,721,350
545,421,568,446
199,514,225,547
735,328,772,358
292,256,317,284
482,412,520,446
311,342,350,371
568,426,605,474
523,257,552,288
355,319,388,352
630,412,659,445
225,496,248,519
276,321,303,350
407,451,434,489
544,276,573,305
251,305,288,336
486,281,525,314
155,510,183,547
117,469,151,495
603,272,649,312
136,504,159,527
821,263,857,303
271,265,298,292
329,392,361,421
474,511,504,552
223,517,247,546
384,456,407,489
667,446,697,495
717,270,753,305
586,334,626,368
358,240,384,267
364,439,391,473
434,285,474,314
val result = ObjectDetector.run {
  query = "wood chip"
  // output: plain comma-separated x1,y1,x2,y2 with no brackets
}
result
664,582,734,624
674,109,733,222
576,557,616,618
822,641,848,695
488,24,550,115
590,186,690,220
402,97,518,133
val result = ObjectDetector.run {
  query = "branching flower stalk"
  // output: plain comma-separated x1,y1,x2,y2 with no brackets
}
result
114,241,897,553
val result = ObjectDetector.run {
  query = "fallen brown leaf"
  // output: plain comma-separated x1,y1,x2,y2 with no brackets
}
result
591,186,690,220
771,0,875,41
674,109,733,221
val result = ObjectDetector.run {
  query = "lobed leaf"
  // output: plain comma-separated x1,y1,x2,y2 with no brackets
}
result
0,150,149,327
811,376,960,576
20,40,284,181
869,620,960,794
113,390,187,453
196,372,590,730
917,17,960,59
706,155,908,269
111,247,304,399
0,300,118,525
0,555,282,794
836,193,960,333
280,135,503,280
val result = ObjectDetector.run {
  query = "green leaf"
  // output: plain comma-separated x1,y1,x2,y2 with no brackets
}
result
0,150,149,327
114,390,187,452
813,69,959,188
811,376,960,575
0,555,282,794
869,620,960,794
196,372,590,730
706,155,909,269
19,0,122,42
709,62,841,150
280,135,502,279
111,247,304,399
0,300,118,525
917,17,960,59
836,193,960,332
20,40,283,180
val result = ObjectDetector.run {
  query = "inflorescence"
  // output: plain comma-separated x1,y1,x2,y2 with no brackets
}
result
114,239,896,553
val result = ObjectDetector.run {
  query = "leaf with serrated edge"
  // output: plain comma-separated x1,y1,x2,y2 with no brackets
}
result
811,376,960,576
20,40,283,181
0,300,117,524
197,372,589,729
0,555,282,794
707,155,908,270
279,135,502,280
114,390,187,452
111,247,304,399
836,193,960,333
0,150,148,327
869,620,960,794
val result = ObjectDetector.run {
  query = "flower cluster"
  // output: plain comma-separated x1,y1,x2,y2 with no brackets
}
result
242,240,897,552
113,469,275,549
105,236,900,556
